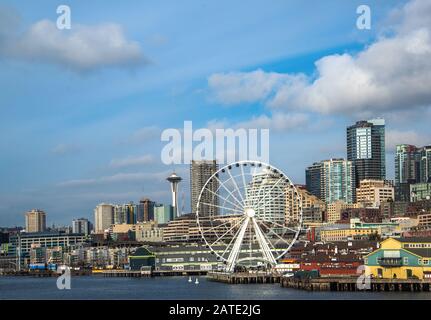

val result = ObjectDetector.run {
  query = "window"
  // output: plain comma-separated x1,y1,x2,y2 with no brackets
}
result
403,257,409,265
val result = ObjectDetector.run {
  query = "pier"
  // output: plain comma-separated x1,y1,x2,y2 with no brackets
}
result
99,269,208,278
281,277,431,292
207,272,281,284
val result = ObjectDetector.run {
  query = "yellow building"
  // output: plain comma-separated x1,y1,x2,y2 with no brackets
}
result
285,186,325,224
326,201,362,224
320,227,377,242
365,238,431,280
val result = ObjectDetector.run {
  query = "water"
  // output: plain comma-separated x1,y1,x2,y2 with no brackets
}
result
0,276,430,300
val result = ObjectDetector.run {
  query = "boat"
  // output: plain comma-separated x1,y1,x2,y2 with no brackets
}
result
195,278,199,284
188,276,192,283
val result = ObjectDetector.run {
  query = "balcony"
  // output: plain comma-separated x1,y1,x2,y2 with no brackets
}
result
378,258,403,267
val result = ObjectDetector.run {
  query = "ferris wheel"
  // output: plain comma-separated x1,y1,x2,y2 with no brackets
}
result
196,160,302,273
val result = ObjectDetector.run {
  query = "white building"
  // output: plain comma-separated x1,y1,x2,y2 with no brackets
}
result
94,203,114,234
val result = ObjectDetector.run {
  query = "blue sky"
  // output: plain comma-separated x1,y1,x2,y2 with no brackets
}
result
1,0,431,226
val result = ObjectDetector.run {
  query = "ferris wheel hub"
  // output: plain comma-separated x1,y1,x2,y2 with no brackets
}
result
244,208,256,218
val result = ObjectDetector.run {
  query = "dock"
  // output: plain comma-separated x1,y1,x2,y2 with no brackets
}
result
281,277,431,292
98,269,208,278
207,272,281,284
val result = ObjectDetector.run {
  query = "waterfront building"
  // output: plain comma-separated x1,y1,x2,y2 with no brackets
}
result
285,185,325,225
25,209,46,233
72,218,91,235
94,203,114,234
365,237,431,279
154,204,174,224
9,231,87,266
347,118,386,187
190,160,218,215
410,182,431,202
320,218,400,242
356,179,394,208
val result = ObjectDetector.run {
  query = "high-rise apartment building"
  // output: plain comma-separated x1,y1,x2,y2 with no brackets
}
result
246,169,287,225
347,119,385,187
113,203,136,225
94,203,114,234
72,218,91,235
305,162,322,199
306,159,355,204
190,160,219,215
322,159,355,204
395,144,431,201
421,146,431,183
25,209,46,233
136,198,155,222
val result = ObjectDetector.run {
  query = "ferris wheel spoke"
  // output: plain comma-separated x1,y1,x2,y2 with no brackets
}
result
252,220,278,252
220,217,248,258
200,202,243,215
239,165,248,205
199,218,239,234
204,185,244,212
254,175,285,209
259,216,301,235
212,175,244,210
257,219,294,247
209,216,245,247
226,168,245,205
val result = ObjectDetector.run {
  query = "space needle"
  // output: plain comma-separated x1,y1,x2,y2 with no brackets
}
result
166,172,182,218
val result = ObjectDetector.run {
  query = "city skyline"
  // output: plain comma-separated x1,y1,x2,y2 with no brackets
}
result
1,0,431,226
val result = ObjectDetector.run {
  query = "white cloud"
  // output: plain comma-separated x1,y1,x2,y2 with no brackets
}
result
208,0,431,115
110,154,154,168
1,19,145,71
235,112,309,132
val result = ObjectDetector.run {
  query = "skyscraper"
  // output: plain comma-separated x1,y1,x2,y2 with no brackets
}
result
395,144,421,201
25,209,46,233
305,159,355,204
395,144,431,201
94,203,114,234
72,218,91,235
322,159,355,204
136,198,155,222
421,146,431,183
305,162,323,199
347,118,385,187
190,160,219,215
